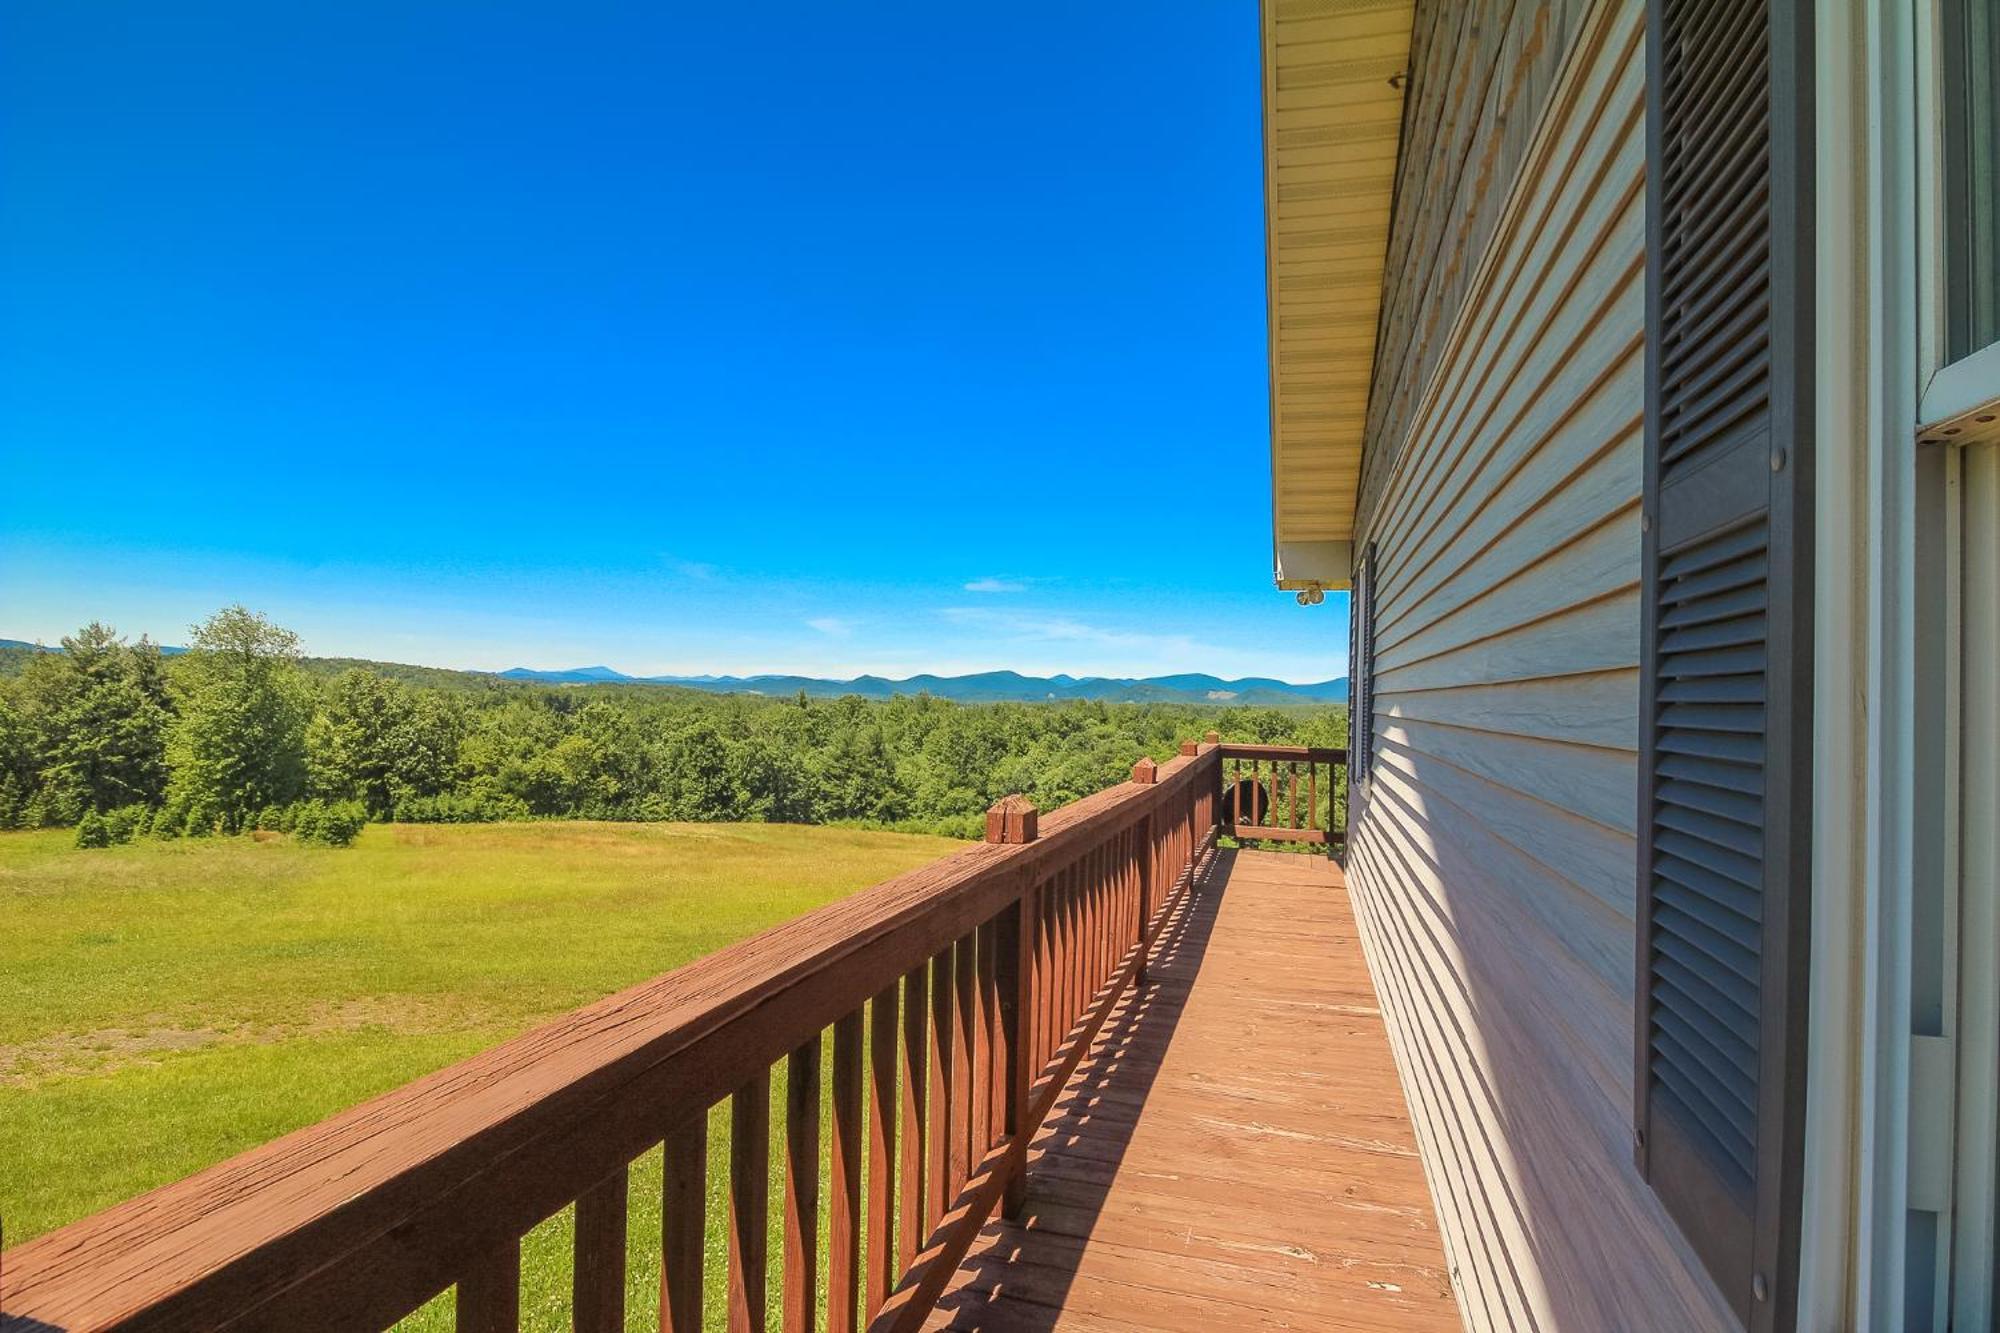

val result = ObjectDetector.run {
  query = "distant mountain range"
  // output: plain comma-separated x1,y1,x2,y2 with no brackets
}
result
1,637,187,656
494,666,1347,705
1,638,1345,705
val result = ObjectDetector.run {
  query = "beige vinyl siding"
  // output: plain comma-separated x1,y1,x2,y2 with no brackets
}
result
1344,1,1737,1328
1356,0,1595,528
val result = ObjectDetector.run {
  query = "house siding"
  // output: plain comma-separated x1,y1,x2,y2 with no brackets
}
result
1355,0,1595,530
1345,1,1739,1328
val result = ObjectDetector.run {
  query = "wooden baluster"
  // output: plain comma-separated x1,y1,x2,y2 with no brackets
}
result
830,1012,863,1332
898,966,927,1274
1092,844,1107,994
1004,882,1034,1218
1098,843,1112,989
573,1165,627,1333
1104,840,1120,984
926,949,951,1233
458,1238,520,1333
1062,865,1080,1037
950,932,976,1196
1077,851,1093,1004
1289,762,1300,829
1048,868,1065,1054
972,921,993,1158
729,1072,769,1333
1231,758,1242,828
1131,827,1142,949
1104,841,1117,984
868,983,899,1315
1309,761,1318,836
1036,880,1054,1070
784,1038,821,1333
661,1113,706,1333
980,916,1001,1148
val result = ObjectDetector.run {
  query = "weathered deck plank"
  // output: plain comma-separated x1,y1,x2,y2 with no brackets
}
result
924,848,1458,1331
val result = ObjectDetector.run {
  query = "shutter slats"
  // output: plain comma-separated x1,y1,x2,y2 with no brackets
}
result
1653,951,1759,1049
1659,608,1767,655
1659,544,1769,608
1657,752,1764,797
1654,997,1759,1084
1655,868,1763,943
1654,1022,1759,1122
1656,901,1762,982
1659,348,1772,468
1656,643,1768,680
1656,825,1762,892
1657,701,1768,734
1652,1080,1755,1189
1659,580,1768,631
1661,521,1769,577
1656,727,1763,766
1658,674,1765,704
1655,801,1764,860
1648,976,1760,1080
1656,775,1764,825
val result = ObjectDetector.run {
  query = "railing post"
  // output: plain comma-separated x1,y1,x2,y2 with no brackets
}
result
985,796,1037,1220
1130,759,1157,985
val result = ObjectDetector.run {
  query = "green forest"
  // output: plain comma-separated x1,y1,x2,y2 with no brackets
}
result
0,607,1347,845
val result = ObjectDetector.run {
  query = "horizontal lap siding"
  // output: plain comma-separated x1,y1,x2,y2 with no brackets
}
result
1345,1,1736,1328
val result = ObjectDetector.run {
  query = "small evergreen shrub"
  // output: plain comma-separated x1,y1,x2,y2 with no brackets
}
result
152,792,184,838
392,792,528,824
103,804,148,844
74,810,110,849
289,799,367,846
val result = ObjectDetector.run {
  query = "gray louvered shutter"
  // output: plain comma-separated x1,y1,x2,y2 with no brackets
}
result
1636,2,1812,1329
1351,541,1376,784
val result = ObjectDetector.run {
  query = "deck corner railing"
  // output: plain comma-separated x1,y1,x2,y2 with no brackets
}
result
0,741,1228,1333
1216,742,1348,853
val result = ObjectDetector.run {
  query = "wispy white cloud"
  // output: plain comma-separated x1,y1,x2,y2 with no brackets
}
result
938,607,1212,661
963,577,1026,594
805,616,854,637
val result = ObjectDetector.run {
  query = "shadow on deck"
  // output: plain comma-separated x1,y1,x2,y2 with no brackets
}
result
926,849,1459,1332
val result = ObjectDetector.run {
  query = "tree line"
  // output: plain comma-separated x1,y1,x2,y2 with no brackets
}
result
0,607,1348,845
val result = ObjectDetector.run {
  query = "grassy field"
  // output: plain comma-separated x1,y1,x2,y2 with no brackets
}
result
0,820,965,1328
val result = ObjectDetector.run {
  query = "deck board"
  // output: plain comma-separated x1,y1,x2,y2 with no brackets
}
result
925,849,1460,1331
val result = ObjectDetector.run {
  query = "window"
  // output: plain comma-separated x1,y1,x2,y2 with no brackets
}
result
1943,0,2000,363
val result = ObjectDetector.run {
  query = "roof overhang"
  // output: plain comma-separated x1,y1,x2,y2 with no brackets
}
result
1260,0,1413,592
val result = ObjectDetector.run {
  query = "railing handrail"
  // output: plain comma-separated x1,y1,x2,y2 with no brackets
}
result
0,746,1225,1332
1215,742,1347,763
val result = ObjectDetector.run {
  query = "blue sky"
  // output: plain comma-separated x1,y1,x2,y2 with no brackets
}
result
0,2,1350,683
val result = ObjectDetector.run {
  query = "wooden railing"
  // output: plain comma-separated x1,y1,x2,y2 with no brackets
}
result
0,743,1222,1333
1218,741,1348,851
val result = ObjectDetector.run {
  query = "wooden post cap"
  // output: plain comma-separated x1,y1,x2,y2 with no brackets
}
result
984,795,1039,844
1130,757,1158,784
1203,730,1220,744
1179,740,1198,756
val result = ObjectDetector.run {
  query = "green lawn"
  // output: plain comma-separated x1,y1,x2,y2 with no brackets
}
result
0,821,965,1328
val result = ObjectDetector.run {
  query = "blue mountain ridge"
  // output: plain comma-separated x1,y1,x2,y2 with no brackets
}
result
1,639,1345,705
495,665,1348,705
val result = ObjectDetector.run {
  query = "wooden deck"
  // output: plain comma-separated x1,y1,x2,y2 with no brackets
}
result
925,848,1459,1332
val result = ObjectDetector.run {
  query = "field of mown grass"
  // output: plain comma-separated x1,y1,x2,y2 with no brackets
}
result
0,821,966,1329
